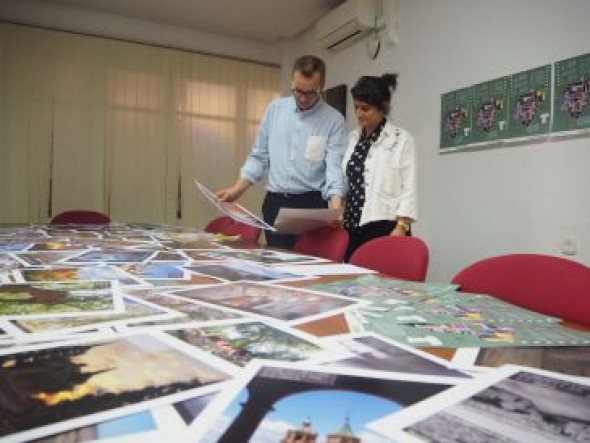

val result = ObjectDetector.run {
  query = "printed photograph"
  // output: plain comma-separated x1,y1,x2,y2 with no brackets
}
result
0,228,45,239
166,239,229,249
196,249,325,265
31,410,158,443
165,320,329,367
190,362,454,443
12,251,85,267
10,294,183,335
0,254,23,271
185,259,307,283
0,332,232,442
452,346,590,378
0,242,33,252
145,273,224,288
28,242,90,251
14,265,146,286
170,282,360,324
182,250,227,261
150,251,189,262
61,249,156,264
402,368,590,442
121,289,242,327
118,263,190,280
0,280,123,319
173,392,217,426
321,334,468,378
195,180,275,231
42,229,101,240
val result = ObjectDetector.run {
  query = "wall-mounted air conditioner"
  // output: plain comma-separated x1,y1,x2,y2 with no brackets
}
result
315,0,378,51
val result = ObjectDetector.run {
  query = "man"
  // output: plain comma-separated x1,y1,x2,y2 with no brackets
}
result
216,55,347,249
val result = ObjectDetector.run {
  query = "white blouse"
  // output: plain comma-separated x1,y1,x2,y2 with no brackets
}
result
342,121,417,226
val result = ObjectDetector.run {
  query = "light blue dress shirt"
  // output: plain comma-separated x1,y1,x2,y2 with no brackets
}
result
240,96,347,200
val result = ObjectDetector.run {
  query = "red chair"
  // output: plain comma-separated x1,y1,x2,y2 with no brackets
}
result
293,226,349,262
204,216,261,243
349,236,429,282
451,253,590,326
50,210,111,225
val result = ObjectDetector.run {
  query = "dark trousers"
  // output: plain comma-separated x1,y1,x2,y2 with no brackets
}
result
345,220,411,262
262,191,327,249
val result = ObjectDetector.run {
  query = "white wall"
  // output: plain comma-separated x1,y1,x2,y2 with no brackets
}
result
0,0,281,65
3,0,589,281
285,0,590,281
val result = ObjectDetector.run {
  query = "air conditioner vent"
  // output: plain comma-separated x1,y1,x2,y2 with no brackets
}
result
315,0,378,51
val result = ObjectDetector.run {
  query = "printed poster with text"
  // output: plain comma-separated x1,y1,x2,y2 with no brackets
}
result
440,86,473,150
552,52,590,134
506,65,552,139
471,76,509,144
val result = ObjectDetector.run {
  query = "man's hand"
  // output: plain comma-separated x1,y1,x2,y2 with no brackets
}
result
215,179,251,202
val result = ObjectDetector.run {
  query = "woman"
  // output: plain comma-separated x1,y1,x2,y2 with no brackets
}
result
342,73,417,261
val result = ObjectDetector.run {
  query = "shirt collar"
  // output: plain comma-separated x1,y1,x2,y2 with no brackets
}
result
361,118,387,141
293,96,322,115
352,119,397,143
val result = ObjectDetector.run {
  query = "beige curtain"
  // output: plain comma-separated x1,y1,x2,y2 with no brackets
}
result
0,23,280,228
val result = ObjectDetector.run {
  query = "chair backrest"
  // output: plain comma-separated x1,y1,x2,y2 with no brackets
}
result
451,253,590,326
349,236,429,282
293,226,349,262
204,216,261,243
50,210,111,225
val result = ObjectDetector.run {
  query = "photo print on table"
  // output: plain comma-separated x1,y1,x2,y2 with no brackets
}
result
118,289,243,328
162,319,339,368
370,365,590,443
450,346,590,378
319,333,469,378
189,361,461,443
60,249,156,265
194,248,328,265
13,265,147,287
0,280,124,319
8,294,185,337
169,281,364,325
184,259,310,284
0,331,233,443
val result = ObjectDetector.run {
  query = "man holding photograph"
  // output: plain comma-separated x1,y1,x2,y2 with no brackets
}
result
216,55,347,249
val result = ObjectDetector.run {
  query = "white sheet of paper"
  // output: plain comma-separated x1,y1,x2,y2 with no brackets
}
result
194,180,276,231
273,207,343,234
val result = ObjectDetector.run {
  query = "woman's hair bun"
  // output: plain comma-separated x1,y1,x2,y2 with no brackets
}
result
381,73,398,91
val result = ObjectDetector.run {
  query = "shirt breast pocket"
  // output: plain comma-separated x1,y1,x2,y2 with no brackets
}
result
305,136,327,162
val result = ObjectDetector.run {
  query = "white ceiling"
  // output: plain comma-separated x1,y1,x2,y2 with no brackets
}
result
37,0,345,42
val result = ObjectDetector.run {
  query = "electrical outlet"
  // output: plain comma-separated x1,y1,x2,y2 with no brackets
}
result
559,238,578,256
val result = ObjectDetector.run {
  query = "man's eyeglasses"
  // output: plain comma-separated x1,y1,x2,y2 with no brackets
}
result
291,88,320,99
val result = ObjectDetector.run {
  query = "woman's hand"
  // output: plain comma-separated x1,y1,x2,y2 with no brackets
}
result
328,195,344,209
390,224,407,236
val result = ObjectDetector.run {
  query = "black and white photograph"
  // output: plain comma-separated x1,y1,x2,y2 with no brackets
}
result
319,333,469,378
370,365,590,442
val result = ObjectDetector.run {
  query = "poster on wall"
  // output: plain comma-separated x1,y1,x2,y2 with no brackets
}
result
552,52,590,134
506,65,552,140
471,76,509,145
439,87,473,150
